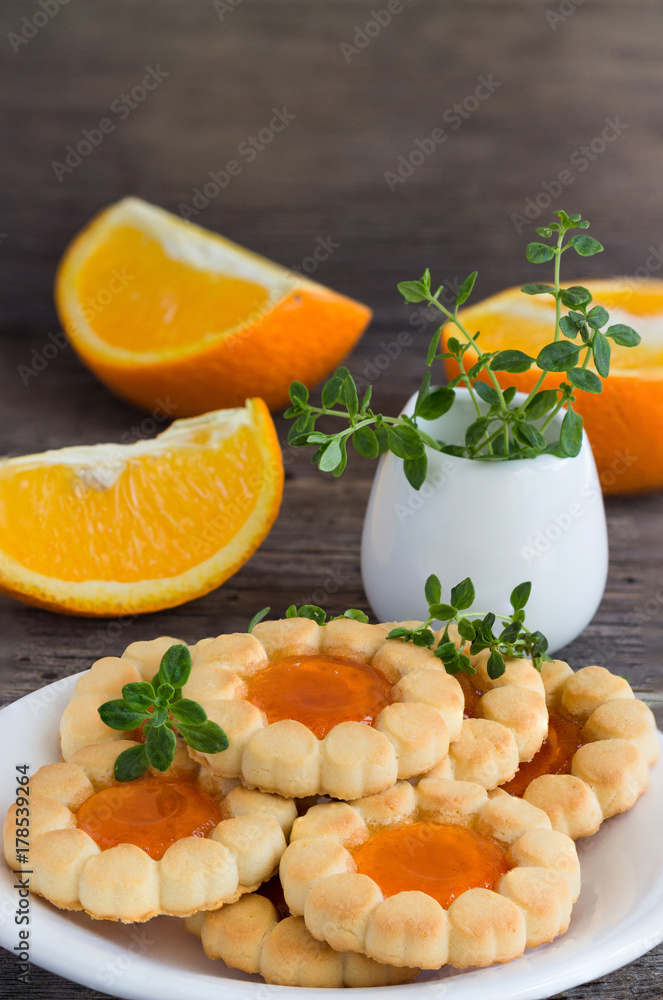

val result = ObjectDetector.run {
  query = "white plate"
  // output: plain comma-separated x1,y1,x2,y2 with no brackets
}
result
0,675,662,999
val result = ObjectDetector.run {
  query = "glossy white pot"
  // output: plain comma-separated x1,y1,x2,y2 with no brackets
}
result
361,388,608,652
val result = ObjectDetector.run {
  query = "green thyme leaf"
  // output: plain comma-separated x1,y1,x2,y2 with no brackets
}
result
416,386,455,420
343,374,359,419
525,389,558,420
178,720,229,755
567,235,604,256
170,699,208,727
318,439,343,473
98,699,149,731
248,607,270,632
429,603,457,620
121,682,155,712
387,424,425,460
403,454,428,489
560,286,592,307
398,279,429,302
514,422,547,450
586,305,609,330
424,574,442,605
426,327,442,366
450,577,475,610
353,425,380,458
456,617,476,641
536,341,581,372
473,381,501,406
606,324,641,347
114,745,150,782
510,581,531,611
158,644,192,690
592,332,611,377
340,609,370,623
145,723,177,772
456,271,477,307
487,648,505,679
491,350,535,373
292,604,327,625
560,406,583,456
321,376,344,409
521,283,555,296
288,381,309,407
559,316,580,339
526,242,555,263
567,368,602,393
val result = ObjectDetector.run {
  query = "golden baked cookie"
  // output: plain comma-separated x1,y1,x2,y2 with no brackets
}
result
71,623,464,799
508,662,659,839
280,778,579,970
185,892,418,987
422,636,549,789
2,741,296,923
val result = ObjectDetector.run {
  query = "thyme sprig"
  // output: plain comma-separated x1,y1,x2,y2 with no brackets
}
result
98,644,229,781
248,577,548,679
285,211,641,489
386,575,551,678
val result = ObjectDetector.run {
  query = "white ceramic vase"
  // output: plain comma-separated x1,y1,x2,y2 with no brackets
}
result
361,388,608,653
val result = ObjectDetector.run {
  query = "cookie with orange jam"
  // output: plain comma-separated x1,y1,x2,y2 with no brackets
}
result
177,617,467,799
507,661,659,839
184,891,418,988
280,779,579,972
2,740,296,923
421,629,549,790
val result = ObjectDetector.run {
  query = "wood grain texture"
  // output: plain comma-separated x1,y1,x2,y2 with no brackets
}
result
0,0,662,995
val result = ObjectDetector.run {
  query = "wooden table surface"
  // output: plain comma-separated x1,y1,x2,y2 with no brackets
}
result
1,1,662,995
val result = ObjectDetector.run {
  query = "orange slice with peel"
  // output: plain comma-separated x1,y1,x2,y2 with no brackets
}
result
55,198,371,415
0,399,283,616
445,279,663,494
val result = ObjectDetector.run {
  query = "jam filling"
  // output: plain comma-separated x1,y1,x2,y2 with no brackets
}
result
246,654,393,739
76,776,222,860
352,822,511,909
501,711,585,797
457,672,483,719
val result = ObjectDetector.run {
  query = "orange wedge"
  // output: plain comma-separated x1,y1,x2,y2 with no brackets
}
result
445,279,663,494
55,198,371,416
0,400,283,616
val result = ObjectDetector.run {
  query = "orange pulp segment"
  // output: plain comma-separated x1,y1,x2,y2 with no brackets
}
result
76,777,222,860
246,654,393,739
77,224,271,354
0,400,283,615
56,198,372,414
352,822,511,909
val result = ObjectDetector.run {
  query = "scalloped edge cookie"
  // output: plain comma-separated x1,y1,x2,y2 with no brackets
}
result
518,662,659,839
421,634,549,789
280,778,579,970
3,741,296,923
184,893,418,987
61,624,466,799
